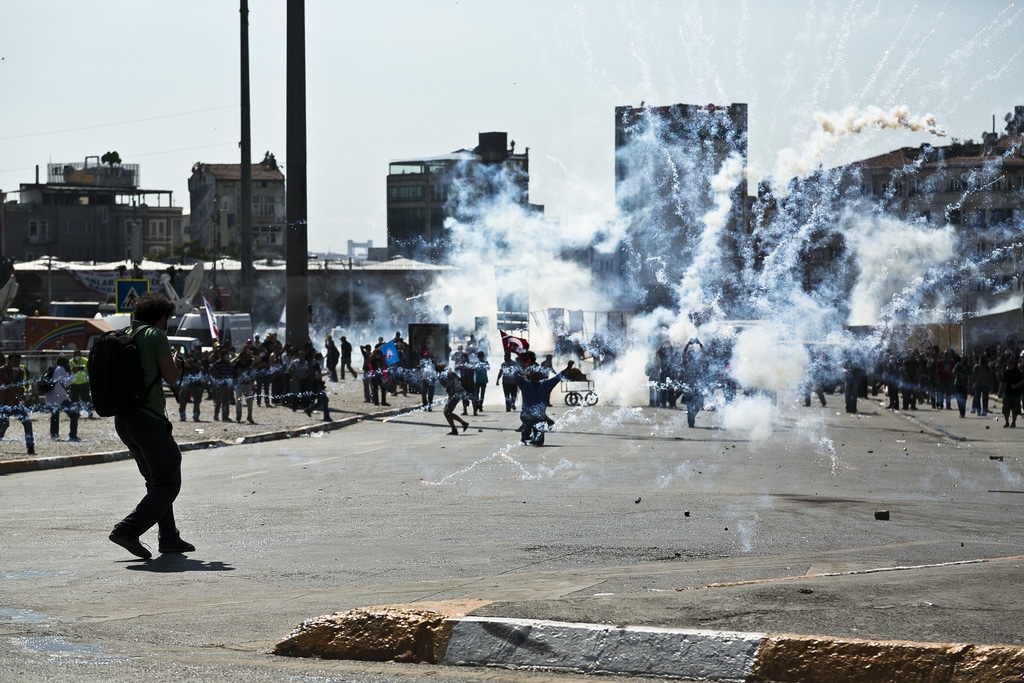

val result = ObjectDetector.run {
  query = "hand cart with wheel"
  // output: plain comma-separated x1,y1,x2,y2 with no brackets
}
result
561,379,598,406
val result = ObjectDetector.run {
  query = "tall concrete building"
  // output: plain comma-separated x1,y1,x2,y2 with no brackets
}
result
386,131,542,263
614,103,749,312
188,152,286,259
2,156,183,263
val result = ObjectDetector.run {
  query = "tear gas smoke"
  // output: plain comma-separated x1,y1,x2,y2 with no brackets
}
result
842,209,956,326
773,105,947,182
404,96,995,463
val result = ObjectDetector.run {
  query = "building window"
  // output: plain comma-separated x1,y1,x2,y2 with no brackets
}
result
28,220,49,244
388,185,425,202
147,219,167,239
255,224,282,246
252,195,276,217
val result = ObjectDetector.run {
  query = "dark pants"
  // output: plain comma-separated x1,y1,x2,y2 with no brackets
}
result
69,382,92,415
502,382,518,412
686,394,702,428
214,384,232,420
1002,393,1021,425
0,405,34,451
974,385,990,415
954,391,967,418
49,400,79,439
178,380,204,420
113,411,182,539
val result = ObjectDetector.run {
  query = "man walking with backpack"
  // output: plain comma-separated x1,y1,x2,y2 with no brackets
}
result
106,292,192,560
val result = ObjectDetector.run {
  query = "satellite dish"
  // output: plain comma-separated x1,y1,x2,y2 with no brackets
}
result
0,276,19,317
161,262,206,316
181,261,204,303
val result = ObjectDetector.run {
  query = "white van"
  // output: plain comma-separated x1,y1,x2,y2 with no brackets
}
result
174,312,254,349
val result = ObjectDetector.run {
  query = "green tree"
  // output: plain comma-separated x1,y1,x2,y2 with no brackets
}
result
148,240,216,263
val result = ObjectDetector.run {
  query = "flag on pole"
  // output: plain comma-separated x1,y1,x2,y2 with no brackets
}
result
202,296,220,342
379,339,401,367
500,330,529,356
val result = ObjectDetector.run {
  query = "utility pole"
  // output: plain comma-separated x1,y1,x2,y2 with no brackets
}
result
285,0,309,347
239,0,254,314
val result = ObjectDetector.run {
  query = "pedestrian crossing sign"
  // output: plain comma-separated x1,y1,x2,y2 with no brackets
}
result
115,279,150,313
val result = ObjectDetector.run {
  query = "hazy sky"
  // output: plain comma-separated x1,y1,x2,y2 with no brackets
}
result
3,1,1021,254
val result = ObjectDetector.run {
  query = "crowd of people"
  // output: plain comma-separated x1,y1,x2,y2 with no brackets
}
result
872,345,1024,426
0,327,585,454
15,319,1023,461
0,332,342,455
353,332,571,441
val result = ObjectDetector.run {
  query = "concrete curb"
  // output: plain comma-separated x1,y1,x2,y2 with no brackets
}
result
274,605,1024,682
0,406,408,476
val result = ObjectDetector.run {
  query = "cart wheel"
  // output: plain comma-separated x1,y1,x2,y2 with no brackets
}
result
584,391,599,406
565,391,581,406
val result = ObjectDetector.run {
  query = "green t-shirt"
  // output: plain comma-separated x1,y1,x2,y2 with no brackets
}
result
128,324,172,418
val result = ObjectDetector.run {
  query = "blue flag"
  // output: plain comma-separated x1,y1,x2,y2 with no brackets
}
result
380,340,401,366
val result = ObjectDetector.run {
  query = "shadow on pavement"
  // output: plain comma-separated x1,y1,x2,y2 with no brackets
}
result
124,555,235,573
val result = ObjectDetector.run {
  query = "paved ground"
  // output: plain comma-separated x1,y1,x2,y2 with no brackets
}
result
3,381,1024,682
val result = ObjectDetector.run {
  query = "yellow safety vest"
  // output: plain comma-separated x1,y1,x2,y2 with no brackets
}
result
70,356,89,385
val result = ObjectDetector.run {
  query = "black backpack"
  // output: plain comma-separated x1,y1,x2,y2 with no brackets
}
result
88,324,159,417
38,366,56,393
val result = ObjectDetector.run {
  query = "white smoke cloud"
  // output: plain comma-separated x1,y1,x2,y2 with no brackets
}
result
677,153,747,312
841,208,957,326
773,105,947,181
729,325,809,393
720,395,776,442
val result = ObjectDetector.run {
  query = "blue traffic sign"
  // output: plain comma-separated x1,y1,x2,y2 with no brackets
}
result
115,279,150,313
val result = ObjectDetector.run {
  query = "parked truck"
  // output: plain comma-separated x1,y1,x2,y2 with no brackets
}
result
23,316,116,352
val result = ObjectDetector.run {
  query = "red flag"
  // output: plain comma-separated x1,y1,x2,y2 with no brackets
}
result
500,330,529,356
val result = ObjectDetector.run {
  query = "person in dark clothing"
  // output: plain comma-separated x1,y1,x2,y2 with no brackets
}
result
418,352,437,410
457,353,475,415
209,348,234,421
177,351,205,422
472,350,489,414
496,352,520,412
513,351,565,445
324,335,340,382
901,351,920,410
441,366,469,435
360,344,373,402
0,352,34,455
340,336,357,379
971,355,993,416
369,346,389,406
680,339,707,428
108,292,192,560
952,354,970,418
998,356,1024,428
